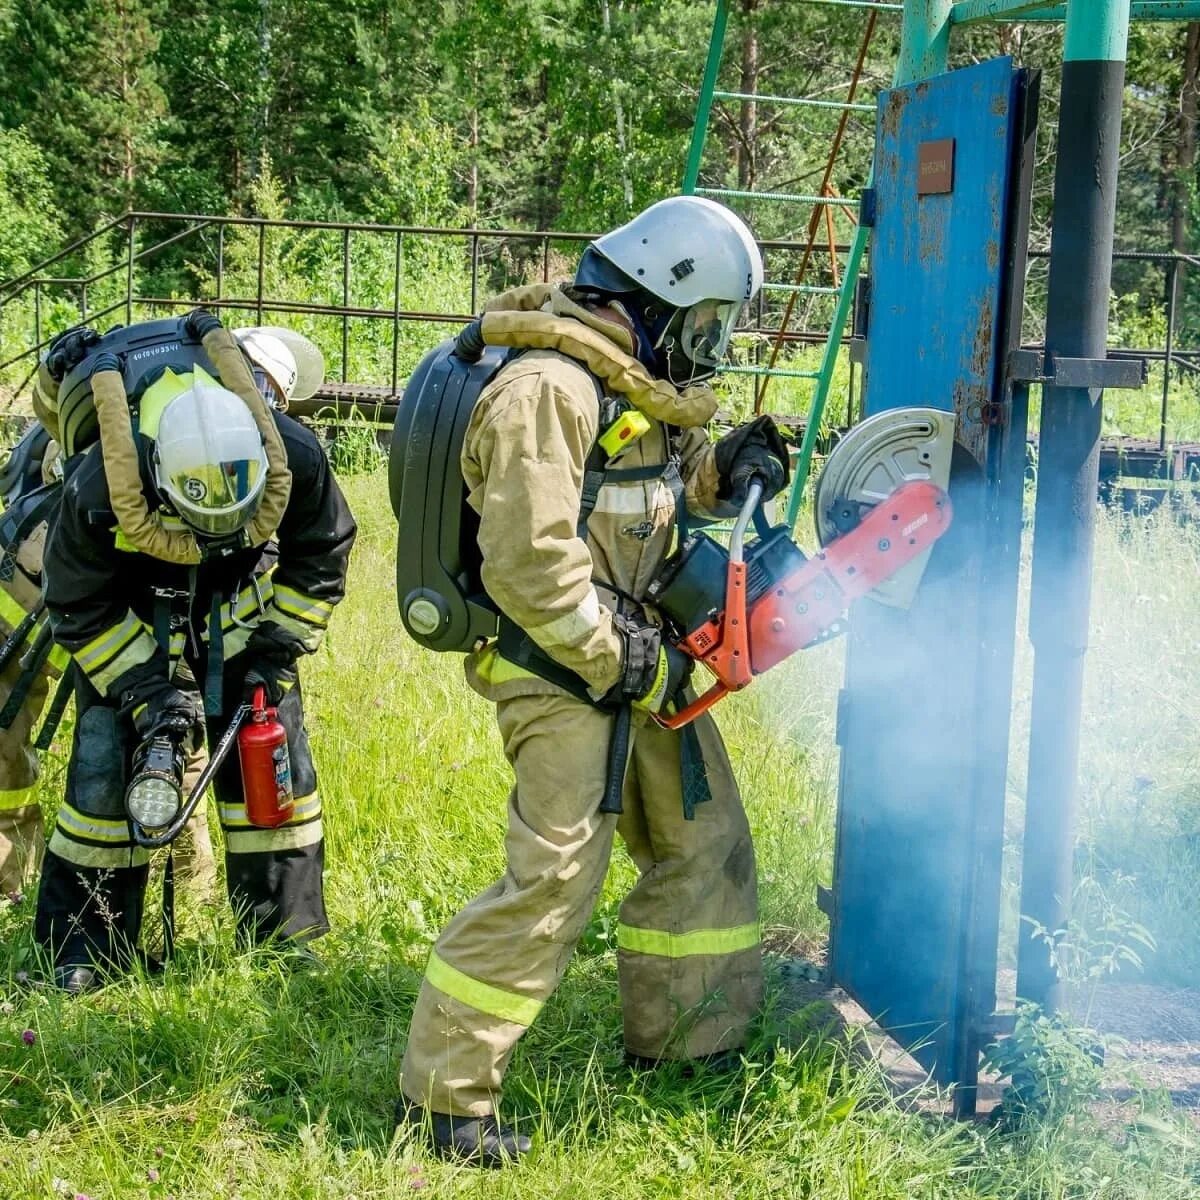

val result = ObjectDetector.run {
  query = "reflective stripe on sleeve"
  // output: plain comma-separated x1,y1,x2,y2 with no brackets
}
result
74,611,158,695
424,949,544,1027
262,604,324,652
525,589,601,653
0,785,38,812
616,922,761,959
272,584,333,629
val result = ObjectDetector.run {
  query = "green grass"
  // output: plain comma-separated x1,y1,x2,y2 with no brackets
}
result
0,472,1197,1197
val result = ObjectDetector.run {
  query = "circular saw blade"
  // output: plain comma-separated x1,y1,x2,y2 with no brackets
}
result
814,406,956,607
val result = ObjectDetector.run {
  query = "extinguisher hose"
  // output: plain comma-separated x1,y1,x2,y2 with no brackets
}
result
131,700,252,849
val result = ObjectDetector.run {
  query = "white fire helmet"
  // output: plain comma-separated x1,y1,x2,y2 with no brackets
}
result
588,195,763,378
235,326,326,409
154,375,268,539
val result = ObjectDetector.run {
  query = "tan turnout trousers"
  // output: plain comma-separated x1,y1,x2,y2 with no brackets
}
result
400,691,762,1117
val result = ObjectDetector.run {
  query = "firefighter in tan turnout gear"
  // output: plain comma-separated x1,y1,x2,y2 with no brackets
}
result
398,197,790,1165
31,309,356,994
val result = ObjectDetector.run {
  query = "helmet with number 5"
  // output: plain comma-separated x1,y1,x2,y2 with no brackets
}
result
153,374,269,539
574,195,763,386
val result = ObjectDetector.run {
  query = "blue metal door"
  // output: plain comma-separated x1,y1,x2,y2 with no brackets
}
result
829,57,1036,1100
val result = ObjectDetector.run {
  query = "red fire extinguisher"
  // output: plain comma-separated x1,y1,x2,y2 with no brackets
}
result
238,686,295,828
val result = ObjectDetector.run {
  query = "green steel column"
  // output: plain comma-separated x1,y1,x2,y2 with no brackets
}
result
1018,0,1130,1015
683,0,730,193
898,0,953,84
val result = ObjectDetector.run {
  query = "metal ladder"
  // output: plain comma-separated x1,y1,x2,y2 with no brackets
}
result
681,0,902,524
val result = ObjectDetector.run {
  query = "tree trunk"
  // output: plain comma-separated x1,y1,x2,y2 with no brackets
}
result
737,0,760,191
601,0,633,208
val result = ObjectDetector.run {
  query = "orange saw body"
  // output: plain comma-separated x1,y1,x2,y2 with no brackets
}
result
652,478,953,731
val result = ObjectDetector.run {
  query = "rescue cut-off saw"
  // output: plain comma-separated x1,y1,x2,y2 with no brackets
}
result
646,407,957,729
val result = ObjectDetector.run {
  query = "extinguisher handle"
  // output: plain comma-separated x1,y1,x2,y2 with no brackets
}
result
252,684,267,714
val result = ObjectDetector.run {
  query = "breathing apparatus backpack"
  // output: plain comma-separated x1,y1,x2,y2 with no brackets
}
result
0,317,240,737
52,316,217,458
389,337,511,652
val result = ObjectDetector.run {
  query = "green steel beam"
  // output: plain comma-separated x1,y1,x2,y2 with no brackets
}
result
786,221,871,528
682,0,730,193
953,1,1200,23
898,0,953,84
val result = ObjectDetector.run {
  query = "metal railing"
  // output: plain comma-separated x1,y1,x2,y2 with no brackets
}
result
0,211,838,402
2,212,1198,452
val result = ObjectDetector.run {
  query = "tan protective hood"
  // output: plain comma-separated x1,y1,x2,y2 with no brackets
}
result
91,325,292,564
478,284,717,428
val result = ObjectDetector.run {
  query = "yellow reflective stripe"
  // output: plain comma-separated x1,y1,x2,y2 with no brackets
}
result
48,828,149,869
0,785,38,812
424,949,544,1027
616,922,761,959
263,606,323,652
224,818,323,855
47,643,68,672
0,587,29,630
219,792,320,830
272,584,333,628
526,590,601,652
80,628,158,695
76,611,143,671
55,805,131,845
474,648,539,687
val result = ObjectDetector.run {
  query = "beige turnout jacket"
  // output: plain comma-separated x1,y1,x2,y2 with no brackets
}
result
461,286,731,703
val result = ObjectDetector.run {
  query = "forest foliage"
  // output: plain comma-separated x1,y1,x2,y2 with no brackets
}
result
1,2,1200,429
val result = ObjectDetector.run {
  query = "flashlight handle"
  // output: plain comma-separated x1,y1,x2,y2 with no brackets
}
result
131,701,252,849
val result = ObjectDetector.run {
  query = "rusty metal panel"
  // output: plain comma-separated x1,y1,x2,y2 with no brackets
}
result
865,56,1018,466
830,58,1030,1094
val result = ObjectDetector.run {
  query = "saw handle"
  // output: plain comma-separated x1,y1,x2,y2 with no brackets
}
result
654,484,762,731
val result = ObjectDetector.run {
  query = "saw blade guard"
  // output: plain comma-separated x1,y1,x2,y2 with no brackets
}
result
813,407,956,608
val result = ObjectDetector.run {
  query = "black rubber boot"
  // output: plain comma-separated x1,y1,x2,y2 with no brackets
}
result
396,1098,530,1168
52,965,102,995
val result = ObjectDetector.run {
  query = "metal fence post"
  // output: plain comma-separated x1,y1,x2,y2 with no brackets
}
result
1162,255,1179,452
342,227,351,383
470,232,480,313
216,224,225,302
126,214,137,325
256,224,266,326
1018,0,1131,1016
392,232,403,396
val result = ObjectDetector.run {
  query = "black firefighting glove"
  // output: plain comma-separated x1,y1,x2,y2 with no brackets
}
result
183,307,223,341
115,660,203,747
44,326,101,382
607,614,691,713
714,415,791,508
240,621,305,705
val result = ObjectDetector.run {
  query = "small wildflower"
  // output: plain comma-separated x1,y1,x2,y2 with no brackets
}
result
154,1146,165,1159
21,1028,35,1046
74,1193,93,1200
15,970,28,984
7,890,23,905
147,1167,160,1183
0,1001,13,1015
409,1181,426,1192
